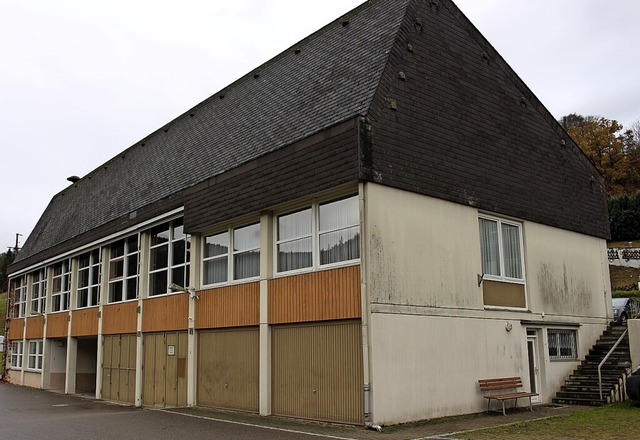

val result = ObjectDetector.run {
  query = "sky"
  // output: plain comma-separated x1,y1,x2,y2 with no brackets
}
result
1,0,639,251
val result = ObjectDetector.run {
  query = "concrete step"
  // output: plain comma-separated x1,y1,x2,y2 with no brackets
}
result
552,397,607,406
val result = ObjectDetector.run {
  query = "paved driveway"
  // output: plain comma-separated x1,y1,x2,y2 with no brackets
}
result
0,384,341,440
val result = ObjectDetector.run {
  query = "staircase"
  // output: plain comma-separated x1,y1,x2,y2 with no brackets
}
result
553,324,631,406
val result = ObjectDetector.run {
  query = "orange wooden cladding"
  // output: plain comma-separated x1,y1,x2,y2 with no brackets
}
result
71,307,99,336
7,318,24,340
268,265,361,324
46,312,70,338
102,302,138,335
142,293,189,332
195,282,259,329
25,315,45,339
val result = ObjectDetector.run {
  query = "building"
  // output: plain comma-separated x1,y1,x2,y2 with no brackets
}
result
5,0,612,426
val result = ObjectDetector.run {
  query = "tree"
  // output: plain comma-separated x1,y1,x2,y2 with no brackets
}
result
0,249,16,292
560,114,640,196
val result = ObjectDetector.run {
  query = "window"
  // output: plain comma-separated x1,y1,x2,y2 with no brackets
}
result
10,276,27,318
276,195,360,273
27,340,44,371
548,329,578,360
202,223,260,285
51,259,71,312
479,216,524,282
108,235,140,302
30,268,47,314
10,341,23,369
149,218,190,296
77,249,101,308
319,197,360,265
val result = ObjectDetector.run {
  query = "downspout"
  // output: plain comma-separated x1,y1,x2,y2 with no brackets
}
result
359,177,381,433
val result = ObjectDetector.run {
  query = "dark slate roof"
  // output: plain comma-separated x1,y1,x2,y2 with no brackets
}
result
15,0,411,264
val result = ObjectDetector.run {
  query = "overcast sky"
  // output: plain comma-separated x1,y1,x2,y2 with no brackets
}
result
1,0,639,251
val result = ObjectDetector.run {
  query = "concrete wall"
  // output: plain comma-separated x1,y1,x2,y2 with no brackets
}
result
363,183,610,424
23,371,41,388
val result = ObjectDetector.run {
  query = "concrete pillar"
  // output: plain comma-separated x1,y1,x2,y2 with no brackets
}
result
187,233,201,407
259,212,273,415
65,336,77,394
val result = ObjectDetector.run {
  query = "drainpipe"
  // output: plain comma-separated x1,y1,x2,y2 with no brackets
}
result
359,182,381,432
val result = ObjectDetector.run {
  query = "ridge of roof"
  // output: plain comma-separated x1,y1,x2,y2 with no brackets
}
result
14,0,411,265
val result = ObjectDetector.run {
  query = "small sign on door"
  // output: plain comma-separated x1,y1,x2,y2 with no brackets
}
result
168,345,175,356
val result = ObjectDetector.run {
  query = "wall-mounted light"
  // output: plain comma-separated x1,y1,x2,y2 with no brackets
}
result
168,283,199,300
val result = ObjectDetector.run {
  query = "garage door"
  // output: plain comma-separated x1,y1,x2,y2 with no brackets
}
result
272,320,363,424
102,334,136,404
143,332,188,407
197,327,259,411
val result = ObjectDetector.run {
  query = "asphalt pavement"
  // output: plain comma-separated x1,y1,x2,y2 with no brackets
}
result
0,383,590,439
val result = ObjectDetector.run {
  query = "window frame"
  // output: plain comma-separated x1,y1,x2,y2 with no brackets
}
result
547,329,578,361
29,268,47,315
148,218,191,296
108,234,140,303
201,222,261,287
10,340,23,369
77,249,101,309
274,195,360,275
51,259,71,313
478,214,526,285
27,340,44,371
10,276,27,318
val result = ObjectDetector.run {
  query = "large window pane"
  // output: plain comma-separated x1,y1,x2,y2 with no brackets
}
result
204,232,229,258
278,209,312,241
150,246,168,271
319,196,359,232
150,271,168,296
479,218,500,276
502,223,522,279
203,259,228,284
234,224,260,251
320,226,360,265
278,237,312,271
234,250,260,279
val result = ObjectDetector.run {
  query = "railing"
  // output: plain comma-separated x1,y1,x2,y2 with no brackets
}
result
598,328,628,401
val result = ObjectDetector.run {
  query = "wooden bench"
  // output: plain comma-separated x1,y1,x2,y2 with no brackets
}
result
478,377,538,415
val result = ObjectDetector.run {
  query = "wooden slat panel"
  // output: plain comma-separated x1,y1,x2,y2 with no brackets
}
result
71,307,99,336
143,334,156,406
197,327,259,412
7,318,25,340
142,294,189,332
268,266,361,324
25,315,45,339
102,302,138,335
272,320,363,424
46,312,69,338
195,282,259,329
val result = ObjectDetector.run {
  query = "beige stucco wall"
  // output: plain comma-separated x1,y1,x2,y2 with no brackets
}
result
363,183,611,424
23,371,41,388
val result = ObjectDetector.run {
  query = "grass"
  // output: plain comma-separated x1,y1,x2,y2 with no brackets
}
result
609,241,640,248
458,403,640,440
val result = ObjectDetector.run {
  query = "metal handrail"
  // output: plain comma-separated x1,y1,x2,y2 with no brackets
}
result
598,328,628,401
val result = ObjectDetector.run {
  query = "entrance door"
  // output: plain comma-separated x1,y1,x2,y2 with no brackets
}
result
526,330,540,402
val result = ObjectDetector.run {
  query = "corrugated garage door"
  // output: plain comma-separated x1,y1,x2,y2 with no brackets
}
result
143,332,188,407
197,327,259,412
272,320,363,424
102,334,136,404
